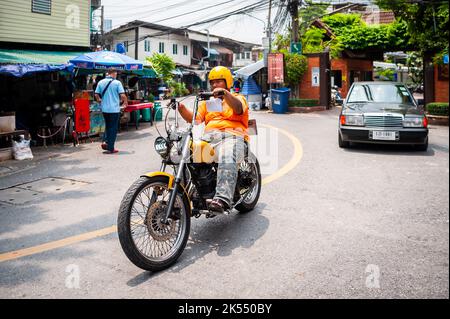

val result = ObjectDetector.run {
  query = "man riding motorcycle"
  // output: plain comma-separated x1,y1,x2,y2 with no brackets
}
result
177,66,249,214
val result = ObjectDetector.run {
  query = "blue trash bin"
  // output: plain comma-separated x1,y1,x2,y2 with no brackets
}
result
271,88,290,114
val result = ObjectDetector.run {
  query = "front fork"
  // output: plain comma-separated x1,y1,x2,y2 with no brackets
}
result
161,134,192,224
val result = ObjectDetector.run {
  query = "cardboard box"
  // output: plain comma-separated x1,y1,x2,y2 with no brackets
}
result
0,112,16,133
0,147,13,161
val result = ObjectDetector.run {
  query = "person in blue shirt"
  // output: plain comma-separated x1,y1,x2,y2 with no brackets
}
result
94,70,127,154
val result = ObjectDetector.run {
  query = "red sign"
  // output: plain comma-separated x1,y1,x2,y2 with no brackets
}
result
268,53,284,84
74,98,90,133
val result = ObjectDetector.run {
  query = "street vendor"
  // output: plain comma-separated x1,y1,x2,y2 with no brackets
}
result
94,69,128,154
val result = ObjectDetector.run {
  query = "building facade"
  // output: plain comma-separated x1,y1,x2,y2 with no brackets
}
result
0,0,92,49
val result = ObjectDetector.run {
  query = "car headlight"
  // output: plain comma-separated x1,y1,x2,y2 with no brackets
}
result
154,137,169,157
403,116,426,128
340,114,364,126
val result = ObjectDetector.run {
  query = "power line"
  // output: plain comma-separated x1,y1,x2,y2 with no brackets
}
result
121,0,278,47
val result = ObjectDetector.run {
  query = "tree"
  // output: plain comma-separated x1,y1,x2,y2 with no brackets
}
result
146,53,176,83
284,53,308,90
376,0,449,60
298,0,328,36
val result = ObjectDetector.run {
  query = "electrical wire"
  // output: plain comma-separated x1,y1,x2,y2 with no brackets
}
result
123,0,277,47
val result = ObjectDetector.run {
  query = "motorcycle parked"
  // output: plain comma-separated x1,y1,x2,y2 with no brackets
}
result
117,92,262,271
331,85,343,107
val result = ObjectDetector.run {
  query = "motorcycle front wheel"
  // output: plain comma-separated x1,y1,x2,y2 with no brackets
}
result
117,176,190,272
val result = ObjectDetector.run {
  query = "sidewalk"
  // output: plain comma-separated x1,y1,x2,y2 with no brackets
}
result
0,121,157,180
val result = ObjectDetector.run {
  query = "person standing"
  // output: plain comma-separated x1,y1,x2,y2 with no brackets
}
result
94,70,127,154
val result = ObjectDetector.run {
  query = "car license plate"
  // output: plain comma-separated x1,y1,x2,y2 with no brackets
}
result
372,131,396,141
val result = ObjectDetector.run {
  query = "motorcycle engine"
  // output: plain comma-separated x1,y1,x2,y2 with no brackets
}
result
189,163,217,199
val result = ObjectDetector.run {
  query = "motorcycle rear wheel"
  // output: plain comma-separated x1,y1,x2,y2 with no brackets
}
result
236,153,261,213
117,176,190,272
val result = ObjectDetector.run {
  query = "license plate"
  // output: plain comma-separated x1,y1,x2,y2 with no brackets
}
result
372,131,396,141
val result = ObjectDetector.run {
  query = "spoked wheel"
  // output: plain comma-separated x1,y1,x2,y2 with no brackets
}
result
235,153,261,213
117,176,190,271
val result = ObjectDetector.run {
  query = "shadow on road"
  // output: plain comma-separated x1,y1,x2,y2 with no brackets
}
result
342,143,436,156
126,203,269,287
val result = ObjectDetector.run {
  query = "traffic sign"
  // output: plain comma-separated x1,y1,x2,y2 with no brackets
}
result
290,42,302,54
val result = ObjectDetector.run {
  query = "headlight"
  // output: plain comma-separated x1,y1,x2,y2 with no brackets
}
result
154,137,169,157
403,117,426,128
341,114,364,126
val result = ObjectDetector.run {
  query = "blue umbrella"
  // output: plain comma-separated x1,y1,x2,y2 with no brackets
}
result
69,50,143,71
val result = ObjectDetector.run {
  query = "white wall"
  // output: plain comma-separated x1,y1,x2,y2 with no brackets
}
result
233,51,254,68
112,27,192,66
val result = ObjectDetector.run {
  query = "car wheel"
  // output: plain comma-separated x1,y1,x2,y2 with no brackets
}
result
338,133,350,148
415,137,428,152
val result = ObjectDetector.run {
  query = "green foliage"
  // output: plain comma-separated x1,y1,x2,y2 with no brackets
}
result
332,20,409,55
272,33,290,52
284,53,308,88
298,13,410,58
321,13,365,32
288,99,319,107
168,81,189,98
302,27,326,54
376,0,449,57
146,53,176,83
406,52,423,90
375,67,395,81
298,1,328,36
426,103,449,116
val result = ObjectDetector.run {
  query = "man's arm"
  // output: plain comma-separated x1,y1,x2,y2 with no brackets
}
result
178,103,194,123
120,93,128,107
94,93,102,103
213,88,243,114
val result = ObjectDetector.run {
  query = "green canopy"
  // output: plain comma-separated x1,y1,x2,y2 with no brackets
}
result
0,49,90,64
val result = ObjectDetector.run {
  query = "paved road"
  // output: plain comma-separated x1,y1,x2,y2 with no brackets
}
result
0,102,448,298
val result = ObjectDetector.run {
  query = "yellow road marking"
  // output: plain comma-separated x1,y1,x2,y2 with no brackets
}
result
0,226,117,262
0,126,303,263
261,124,303,185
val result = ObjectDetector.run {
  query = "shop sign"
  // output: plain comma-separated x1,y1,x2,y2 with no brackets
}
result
268,53,284,84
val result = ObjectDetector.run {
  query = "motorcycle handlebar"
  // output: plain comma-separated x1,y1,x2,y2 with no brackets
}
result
198,91,224,100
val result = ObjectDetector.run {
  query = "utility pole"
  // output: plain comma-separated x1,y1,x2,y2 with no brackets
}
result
289,0,299,44
267,0,272,53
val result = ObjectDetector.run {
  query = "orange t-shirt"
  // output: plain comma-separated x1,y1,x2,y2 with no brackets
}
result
196,93,249,140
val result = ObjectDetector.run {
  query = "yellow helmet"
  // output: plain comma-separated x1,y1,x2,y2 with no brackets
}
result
208,66,234,89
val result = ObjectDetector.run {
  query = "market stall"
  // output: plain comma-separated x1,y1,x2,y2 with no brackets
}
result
68,51,158,139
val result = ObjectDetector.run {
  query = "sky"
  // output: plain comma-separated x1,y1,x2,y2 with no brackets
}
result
101,0,281,45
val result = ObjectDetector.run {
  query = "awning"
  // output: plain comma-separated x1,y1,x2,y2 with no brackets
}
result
0,49,89,64
0,64,71,77
202,47,220,57
235,60,265,79
0,49,88,77
211,45,233,55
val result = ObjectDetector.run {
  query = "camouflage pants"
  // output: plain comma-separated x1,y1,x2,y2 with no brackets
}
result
202,131,246,207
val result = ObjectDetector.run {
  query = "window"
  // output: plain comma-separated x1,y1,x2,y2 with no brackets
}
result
246,52,250,59
159,42,165,53
144,40,151,52
183,45,188,56
173,44,178,55
32,0,51,15
241,53,245,59
235,53,240,60
124,41,129,51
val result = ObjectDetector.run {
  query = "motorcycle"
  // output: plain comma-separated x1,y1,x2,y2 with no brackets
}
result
117,92,262,271
331,85,343,107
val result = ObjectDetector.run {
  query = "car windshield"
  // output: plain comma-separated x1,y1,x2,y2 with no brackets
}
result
347,84,415,105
